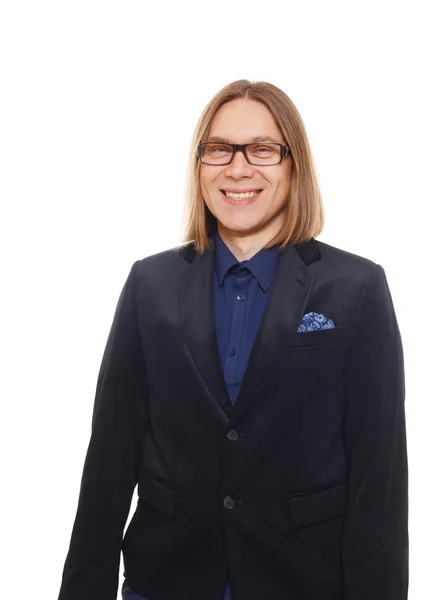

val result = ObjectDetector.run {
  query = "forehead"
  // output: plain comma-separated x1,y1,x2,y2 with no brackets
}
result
208,98,284,143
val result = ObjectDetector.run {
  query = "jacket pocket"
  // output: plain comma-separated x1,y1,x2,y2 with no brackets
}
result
290,325,343,348
286,479,348,530
138,473,177,519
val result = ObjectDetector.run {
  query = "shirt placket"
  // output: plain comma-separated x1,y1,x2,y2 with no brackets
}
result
224,267,251,386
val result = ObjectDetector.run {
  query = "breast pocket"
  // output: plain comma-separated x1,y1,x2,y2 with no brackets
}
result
286,479,348,530
290,325,343,348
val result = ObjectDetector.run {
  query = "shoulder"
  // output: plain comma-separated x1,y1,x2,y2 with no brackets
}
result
312,238,381,283
130,242,194,285
308,240,396,329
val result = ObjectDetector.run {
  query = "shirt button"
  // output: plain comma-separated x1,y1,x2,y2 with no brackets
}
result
223,496,235,509
236,293,245,301
228,348,236,356
227,429,239,441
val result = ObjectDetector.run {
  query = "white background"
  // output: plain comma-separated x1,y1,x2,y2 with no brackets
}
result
1,1,435,598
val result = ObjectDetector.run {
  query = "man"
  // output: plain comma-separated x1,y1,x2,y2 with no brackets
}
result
58,80,408,600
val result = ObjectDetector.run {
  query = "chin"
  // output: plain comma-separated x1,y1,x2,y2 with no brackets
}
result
219,220,258,235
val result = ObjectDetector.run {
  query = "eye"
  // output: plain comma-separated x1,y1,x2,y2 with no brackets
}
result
205,144,232,154
247,144,278,157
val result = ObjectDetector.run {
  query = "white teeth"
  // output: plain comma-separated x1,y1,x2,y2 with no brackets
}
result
224,190,260,199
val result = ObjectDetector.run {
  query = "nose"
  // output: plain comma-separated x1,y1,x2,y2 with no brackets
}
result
224,148,255,177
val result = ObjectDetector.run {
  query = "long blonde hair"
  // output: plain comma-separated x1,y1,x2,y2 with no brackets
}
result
180,79,324,254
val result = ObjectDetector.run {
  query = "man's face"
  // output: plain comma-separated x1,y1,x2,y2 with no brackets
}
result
200,98,292,241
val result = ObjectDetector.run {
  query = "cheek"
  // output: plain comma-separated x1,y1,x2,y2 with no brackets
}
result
200,170,213,197
199,176,215,212
199,174,208,199
276,169,292,197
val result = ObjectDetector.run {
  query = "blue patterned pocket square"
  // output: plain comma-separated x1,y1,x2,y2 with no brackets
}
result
297,312,335,332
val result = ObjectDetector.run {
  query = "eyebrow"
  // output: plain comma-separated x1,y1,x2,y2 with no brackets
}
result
206,135,282,144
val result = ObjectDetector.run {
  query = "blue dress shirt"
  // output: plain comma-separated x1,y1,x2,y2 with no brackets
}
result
121,231,281,600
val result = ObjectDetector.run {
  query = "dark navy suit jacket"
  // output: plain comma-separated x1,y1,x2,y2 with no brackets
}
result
58,233,408,600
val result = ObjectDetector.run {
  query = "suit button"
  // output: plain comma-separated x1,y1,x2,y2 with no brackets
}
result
223,496,235,509
227,429,239,441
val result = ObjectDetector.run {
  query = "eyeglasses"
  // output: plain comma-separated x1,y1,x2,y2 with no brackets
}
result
197,142,290,166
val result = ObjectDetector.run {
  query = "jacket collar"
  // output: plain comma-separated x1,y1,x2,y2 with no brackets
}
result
183,234,321,268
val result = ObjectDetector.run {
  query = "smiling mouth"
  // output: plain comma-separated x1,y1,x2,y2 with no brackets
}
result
221,189,263,200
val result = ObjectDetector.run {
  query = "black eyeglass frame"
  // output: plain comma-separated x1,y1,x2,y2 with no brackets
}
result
197,142,291,166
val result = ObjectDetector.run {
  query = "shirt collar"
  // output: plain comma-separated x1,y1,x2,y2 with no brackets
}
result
214,231,281,292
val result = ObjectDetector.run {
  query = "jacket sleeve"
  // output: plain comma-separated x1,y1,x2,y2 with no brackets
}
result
342,264,409,599
58,260,149,600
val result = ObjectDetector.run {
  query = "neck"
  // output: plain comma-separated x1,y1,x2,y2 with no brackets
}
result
217,223,281,262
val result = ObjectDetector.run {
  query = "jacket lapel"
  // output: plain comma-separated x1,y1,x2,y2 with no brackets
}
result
178,236,232,419
178,236,320,424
